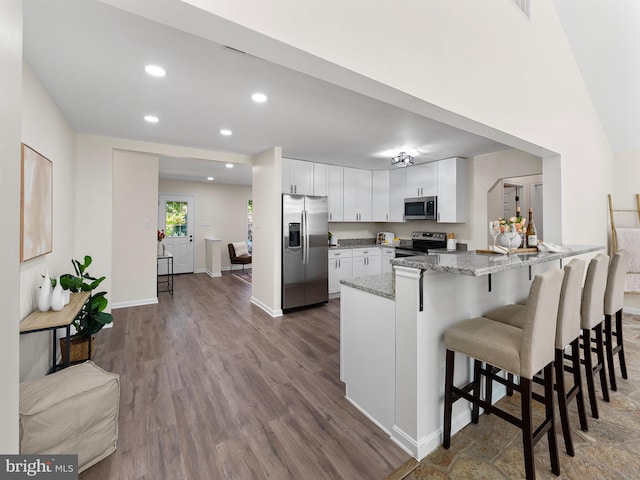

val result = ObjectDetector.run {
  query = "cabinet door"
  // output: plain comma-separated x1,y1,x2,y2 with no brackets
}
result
328,165,343,222
337,257,352,286
372,170,389,222
382,249,395,274
357,169,372,221
352,256,366,278
421,162,438,197
405,165,422,198
364,254,382,276
328,259,339,294
437,157,467,223
290,159,314,195
313,163,329,197
388,168,405,222
343,167,359,222
282,157,293,194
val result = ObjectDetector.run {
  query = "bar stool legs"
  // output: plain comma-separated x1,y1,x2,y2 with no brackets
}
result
604,309,628,391
582,324,609,419
443,350,560,480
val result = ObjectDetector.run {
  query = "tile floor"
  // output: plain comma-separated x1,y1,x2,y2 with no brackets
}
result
402,314,640,480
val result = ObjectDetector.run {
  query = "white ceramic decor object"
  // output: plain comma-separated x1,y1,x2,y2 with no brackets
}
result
51,278,64,311
63,289,71,305
37,270,52,312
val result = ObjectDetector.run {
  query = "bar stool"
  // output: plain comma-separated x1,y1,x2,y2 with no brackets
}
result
483,259,588,457
604,250,630,391
580,253,610,419
443,268,564,480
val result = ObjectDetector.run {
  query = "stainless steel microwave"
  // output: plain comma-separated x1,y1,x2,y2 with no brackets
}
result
404,196,437,220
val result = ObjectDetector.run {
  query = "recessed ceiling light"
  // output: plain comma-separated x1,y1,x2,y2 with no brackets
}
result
220,129,232,136
145,65,166,77
225,163,234,169
251,93,268,103
207,177,214,181
144,115,159,123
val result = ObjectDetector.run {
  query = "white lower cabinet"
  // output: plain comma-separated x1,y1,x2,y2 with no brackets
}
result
328,250,352,295
352,248,381,278
381,248,395,274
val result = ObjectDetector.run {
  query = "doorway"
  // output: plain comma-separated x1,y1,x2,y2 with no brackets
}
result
158,194,195,274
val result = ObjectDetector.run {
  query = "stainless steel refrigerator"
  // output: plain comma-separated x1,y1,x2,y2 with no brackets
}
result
282,194,329,310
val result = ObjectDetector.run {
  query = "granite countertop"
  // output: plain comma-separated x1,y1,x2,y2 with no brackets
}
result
340,273,395,300
391,245,604,276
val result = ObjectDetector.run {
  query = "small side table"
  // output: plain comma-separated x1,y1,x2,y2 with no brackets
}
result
19,291,92,374
157,252,174,296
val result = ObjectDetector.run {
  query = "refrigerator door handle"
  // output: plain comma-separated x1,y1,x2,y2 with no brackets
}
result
302,209,309,264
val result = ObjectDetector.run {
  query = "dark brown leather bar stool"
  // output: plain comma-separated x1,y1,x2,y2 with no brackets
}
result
443,268,564,480
484,259,588,457
580,253,610,419
604,250,630,391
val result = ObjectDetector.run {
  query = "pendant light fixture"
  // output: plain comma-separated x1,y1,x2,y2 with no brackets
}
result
391,151,414,167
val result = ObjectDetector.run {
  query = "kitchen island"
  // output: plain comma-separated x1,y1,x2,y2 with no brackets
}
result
340,245,603,459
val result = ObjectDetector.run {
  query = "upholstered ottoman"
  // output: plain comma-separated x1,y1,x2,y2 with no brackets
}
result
19,361,120,473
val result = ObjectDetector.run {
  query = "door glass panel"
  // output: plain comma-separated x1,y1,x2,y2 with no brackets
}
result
165,201,188,237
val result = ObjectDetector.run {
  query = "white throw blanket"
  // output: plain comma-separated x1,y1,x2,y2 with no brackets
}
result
232,241,249,256
615,228,640,293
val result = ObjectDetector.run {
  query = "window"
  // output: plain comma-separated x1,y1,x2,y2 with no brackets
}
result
165,201,188,237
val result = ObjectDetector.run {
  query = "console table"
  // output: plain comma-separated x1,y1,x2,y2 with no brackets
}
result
157,252,174,296
20,291,91,374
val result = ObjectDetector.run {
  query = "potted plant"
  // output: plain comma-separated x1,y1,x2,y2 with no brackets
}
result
58,255,113,363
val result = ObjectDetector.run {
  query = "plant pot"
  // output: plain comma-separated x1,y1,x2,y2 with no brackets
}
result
60,336,96,364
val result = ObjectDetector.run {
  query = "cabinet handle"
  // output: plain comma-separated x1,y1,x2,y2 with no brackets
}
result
294,185,297,194
339,259,341,268
386,213,388,221
329,212,332,221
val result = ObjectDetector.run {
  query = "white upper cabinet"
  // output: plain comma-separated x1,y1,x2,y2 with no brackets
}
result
405,162,437,198
328,165,344,222
372,170,389,222
343,168,372,222
282,158,313,195
388,168,406,222
437,157,468,223
313,163,329,196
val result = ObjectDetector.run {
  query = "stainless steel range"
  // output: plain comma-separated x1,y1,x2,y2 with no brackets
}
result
394,231,447,258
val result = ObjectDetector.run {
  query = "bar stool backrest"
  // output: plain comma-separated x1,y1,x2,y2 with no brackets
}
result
556,259,587,349
604,250,629,315
581,254,609,330
521,267,564,379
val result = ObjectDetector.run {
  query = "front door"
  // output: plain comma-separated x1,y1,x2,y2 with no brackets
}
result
158,194,195,274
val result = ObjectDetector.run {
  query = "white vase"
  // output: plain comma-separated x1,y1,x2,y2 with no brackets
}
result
157,241,164,256
63,289,71,305
37,270,52,312
497,232,522,249
51,277,64,311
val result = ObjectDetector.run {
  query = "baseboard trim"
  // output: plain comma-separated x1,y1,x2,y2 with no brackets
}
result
624,306,640,315
250,296,283,317
112,297,159,309
344,394,392,437
391,409,470,460
205,270,222,278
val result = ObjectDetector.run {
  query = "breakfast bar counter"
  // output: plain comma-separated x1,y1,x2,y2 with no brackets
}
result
339,244,604,460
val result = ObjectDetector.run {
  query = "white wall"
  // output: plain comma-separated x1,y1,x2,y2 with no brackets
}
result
75,134,253,309
0,0,22,453
20,63,78,381
175,0,612,246
112,151,159,307
251,147,283,316
159,179,252,271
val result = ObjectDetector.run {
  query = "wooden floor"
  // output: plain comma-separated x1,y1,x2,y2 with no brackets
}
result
81,272,409,479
